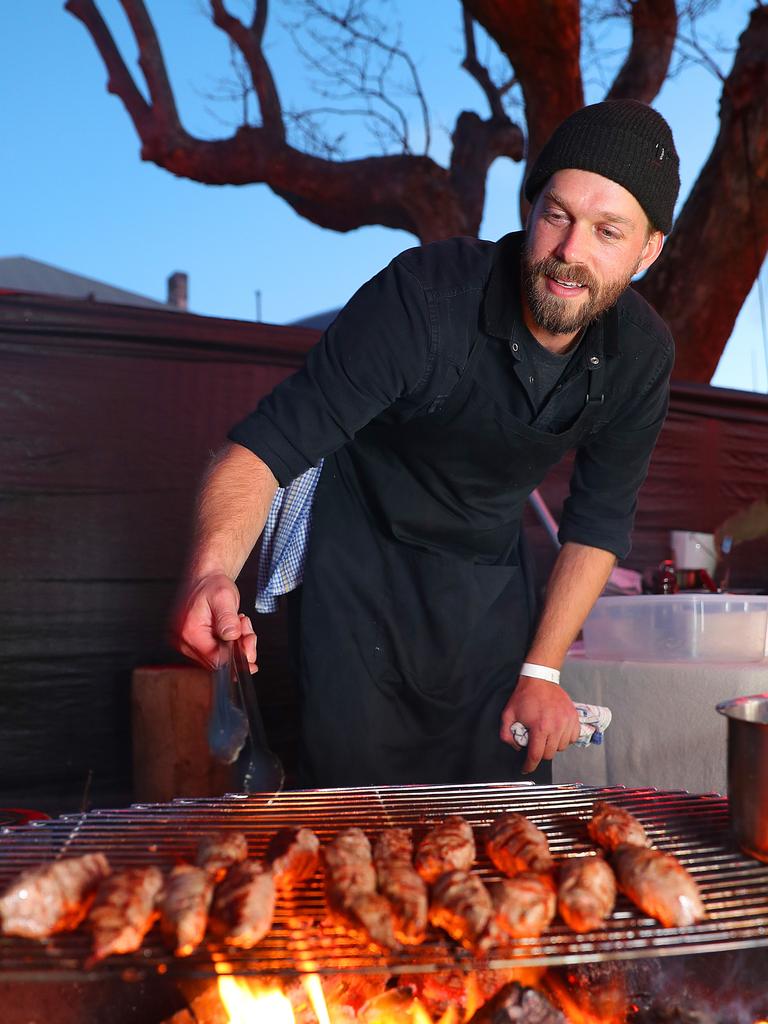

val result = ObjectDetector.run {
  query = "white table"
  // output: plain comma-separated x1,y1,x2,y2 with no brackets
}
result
552,649,768,794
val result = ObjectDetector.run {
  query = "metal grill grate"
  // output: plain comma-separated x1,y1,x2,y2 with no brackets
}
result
1,782,767,981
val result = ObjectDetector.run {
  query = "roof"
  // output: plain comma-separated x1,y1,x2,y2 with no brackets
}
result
288,308,340,330
0,256,169,310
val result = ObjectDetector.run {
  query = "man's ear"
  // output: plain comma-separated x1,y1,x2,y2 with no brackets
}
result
637,229,664,275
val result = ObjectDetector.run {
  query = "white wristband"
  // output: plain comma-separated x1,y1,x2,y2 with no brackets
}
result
520,662,561,685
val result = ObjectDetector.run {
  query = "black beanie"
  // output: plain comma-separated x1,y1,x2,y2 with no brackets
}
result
524,100,680,234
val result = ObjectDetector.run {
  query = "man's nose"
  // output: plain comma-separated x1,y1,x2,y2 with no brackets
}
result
554,223,588,264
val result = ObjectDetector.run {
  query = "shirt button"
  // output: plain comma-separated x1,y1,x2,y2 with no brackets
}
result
512,342,519,353
589,355,600,366
528,375,535,384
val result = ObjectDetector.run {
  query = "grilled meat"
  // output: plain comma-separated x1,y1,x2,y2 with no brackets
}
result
612,843,707,927
481,873,556,949
0,853,110,940
486,813,553,877
557,856,617,933
195,831,249,882
89,866,163,961
209,860,276,948
428,870,493,950
415,816,476,884
266,827,320,889
588,801,649,852
323,828,400,950
372,828,428,945
160,864,214,957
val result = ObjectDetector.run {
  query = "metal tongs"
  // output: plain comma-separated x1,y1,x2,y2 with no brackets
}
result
208,639,285,795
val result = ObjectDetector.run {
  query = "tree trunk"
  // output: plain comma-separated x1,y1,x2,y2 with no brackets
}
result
637,6,768,383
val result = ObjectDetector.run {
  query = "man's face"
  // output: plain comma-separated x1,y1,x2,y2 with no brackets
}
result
522,169,663,338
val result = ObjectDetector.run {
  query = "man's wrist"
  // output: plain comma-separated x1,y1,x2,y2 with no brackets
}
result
520,661,561,685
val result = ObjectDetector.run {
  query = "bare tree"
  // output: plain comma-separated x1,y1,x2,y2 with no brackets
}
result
66,0,768,382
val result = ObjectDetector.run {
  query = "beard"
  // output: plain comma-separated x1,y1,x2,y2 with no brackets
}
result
522,246,640,335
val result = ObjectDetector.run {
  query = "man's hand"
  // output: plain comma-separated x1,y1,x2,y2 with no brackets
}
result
500,675,580,773
171,573,258,672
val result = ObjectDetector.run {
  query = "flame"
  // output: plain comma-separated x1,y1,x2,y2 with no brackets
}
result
301,973,332,1024
218,975,294,1023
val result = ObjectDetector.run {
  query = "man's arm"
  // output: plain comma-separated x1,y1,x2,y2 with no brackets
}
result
171,442,278,670
499,541,616,772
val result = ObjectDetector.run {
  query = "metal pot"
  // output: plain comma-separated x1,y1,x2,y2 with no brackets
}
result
716,694,768,863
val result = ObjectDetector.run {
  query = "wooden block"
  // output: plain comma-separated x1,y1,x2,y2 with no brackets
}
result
131,665,233,803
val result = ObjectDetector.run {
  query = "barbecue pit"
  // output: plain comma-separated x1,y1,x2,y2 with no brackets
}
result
1,782,767,1021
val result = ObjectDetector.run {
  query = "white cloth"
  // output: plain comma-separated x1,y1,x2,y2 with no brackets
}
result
510,702,612,748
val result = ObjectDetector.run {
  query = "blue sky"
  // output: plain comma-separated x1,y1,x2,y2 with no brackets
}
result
3,1,766,390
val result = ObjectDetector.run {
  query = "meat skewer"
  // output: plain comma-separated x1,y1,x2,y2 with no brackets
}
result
266,827,320,889
88,866,164,962
415,816,475,884
323,827,400,950
209,860,276,948
160,864,215,957
0,853,110,940
485,813,553,877
428,870,493,950
481,873,556,949
557,856,617,933
612,844,707,928
372,828,428,945
195,831,249,882
588,801,649,852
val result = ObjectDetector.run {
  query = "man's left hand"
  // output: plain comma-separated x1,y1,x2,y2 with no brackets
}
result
500,676,580,773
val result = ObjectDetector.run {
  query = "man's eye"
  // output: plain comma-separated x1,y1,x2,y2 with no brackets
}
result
545,210,567,223
600,226,620,240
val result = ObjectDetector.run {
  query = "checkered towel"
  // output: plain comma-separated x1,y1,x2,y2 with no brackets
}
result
255,462,323,613
510,703,612,749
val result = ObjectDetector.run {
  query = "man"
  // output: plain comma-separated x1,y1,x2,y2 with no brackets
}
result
173,100,678,788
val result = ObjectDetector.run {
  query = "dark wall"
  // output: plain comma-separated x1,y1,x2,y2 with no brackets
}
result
2,293,767,807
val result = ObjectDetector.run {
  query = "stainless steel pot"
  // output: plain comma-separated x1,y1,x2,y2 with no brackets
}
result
716,694,768,863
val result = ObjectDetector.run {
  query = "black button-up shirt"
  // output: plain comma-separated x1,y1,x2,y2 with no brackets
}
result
230,232,673,559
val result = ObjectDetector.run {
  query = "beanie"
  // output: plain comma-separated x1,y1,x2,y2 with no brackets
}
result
524,100,680,234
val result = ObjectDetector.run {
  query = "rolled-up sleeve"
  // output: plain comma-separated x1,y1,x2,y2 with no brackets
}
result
228,256,430,485
558,336,674,559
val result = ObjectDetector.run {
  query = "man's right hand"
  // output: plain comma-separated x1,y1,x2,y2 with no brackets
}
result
171,573,257,672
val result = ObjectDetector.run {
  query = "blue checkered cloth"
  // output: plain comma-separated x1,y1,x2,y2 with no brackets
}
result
255,462,323,613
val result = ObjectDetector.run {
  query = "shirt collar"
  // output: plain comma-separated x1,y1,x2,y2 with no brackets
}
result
481,229,620,361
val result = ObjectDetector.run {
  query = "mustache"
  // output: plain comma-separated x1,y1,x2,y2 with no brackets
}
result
531,255,599,292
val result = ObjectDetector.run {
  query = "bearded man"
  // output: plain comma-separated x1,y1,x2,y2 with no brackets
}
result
173,100,678,788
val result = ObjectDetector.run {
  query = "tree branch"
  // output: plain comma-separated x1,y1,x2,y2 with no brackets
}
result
118,0,182,131
209,0,285,138
461,10,509,120
462,0,583,171
65,0,153,134
606,0,678,103
637,4,768,382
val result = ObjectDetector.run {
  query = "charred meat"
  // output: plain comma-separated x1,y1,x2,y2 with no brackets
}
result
209,860,276,948
557,856,617,933
195,831,249,882
612,843,707,927
415,816,475,884
0,853,110,940
89,866,163,961
428,870,493,950
160,864,214,957
372,828,428,945
588,801,649,852
323,828,400,950
481,873,556,948
266,827,320,889
486,813,553,877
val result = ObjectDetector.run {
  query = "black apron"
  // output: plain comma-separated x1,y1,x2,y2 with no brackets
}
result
294,331,607,788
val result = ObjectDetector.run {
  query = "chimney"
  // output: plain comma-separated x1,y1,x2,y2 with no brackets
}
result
167,271,188,311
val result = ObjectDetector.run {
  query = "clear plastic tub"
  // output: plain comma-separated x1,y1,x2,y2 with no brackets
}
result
582,594,768,662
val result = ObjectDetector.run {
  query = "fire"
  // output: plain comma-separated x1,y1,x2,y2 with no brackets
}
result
218,975,294,1023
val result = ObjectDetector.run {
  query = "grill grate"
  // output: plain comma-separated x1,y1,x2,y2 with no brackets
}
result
0,782,767,981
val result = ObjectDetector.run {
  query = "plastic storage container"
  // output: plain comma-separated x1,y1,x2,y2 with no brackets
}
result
582,594,768,662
